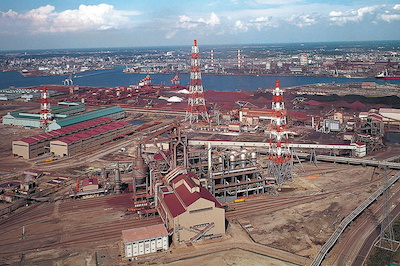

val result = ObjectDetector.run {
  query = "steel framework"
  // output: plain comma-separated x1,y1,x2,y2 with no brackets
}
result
40,86,52,127
185,40,209,124
267,80,293,189
374,170,400,251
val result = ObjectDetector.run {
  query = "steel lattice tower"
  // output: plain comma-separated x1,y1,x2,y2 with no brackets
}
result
185,40,209,124
268,80,293,190
375,171,400,251
40,86,52,127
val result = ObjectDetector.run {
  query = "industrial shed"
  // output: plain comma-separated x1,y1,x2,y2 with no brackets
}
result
47,105,124,131
12,117,115,159
158,171,225,245
122,224,169,258
379,108,400,124
50,121,134,157
2,103,84,128
2,111,41,128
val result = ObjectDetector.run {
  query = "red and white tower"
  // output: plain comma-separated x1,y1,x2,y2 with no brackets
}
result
268,80,293,189
185,40,209,124
40,86,52,127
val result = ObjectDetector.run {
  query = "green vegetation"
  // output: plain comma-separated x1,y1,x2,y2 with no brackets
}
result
367,217,400,266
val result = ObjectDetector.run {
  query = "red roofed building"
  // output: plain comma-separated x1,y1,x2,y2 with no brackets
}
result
82,178,99,191
239,107,277,125
157,171,225,244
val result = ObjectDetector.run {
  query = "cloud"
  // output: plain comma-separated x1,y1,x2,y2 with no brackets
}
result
234,20,248,32
233,16,278,32
379,4,400,22
0,4,140,34
286,14,317,27
328,5,380,26
177,12,221,29
249,16,278,30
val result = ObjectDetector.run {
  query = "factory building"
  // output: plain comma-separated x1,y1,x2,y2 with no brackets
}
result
239,107,278,125
379,108,400,125
47,105,124,131
12,117,115,159
50,120,134,157
3,111,42,128
122,224,169,258
49,103,85,117
157,171,225,245
2,102,85,128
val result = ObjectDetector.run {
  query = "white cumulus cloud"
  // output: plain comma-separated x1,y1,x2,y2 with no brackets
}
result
177,12,221,29
329,5,380,26
0,4,140,34
286,14,317,27
379,4,400,22
234,20,249,32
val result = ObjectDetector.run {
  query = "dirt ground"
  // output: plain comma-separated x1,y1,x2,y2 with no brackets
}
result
238,162,390,259
166,248,295,266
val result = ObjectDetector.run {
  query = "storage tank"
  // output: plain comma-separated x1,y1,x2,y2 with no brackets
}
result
133,157,147,184
251,151,257,165
230,151,237,169
114,167,121,194
240,149,247,167
218,154,224,171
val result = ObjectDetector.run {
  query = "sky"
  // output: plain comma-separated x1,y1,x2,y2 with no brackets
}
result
0,0,399,50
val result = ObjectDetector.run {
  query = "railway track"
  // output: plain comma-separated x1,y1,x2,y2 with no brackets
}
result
227,174,385,220
0,217,162,256
328,185,400,265
0,192,164,259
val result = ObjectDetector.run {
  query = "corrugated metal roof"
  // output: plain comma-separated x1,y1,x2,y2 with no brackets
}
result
18,137,38,144
51,104,84,114
50,120,132,144
55,105,123,127
163,192,186,218
163,173,223,218
122,224,167,243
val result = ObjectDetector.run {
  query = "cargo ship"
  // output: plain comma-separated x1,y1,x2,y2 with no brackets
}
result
375,70,400,80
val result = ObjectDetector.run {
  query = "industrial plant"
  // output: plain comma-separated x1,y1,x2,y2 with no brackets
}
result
0,40,399,266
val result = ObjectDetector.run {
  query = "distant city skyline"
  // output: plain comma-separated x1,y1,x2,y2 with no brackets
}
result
0,0,399,50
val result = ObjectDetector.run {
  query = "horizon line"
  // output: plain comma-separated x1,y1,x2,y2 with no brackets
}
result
1,39,400,53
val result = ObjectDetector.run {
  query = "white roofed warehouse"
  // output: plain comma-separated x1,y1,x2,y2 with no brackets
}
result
122,224,169,258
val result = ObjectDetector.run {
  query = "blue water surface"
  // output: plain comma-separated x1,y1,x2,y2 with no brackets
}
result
1,65,399,91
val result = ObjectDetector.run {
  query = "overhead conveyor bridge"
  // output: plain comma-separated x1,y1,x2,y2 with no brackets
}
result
311,171,400,266
315,155,400,170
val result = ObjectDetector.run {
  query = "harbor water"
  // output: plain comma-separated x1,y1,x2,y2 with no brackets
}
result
1,65,399,91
